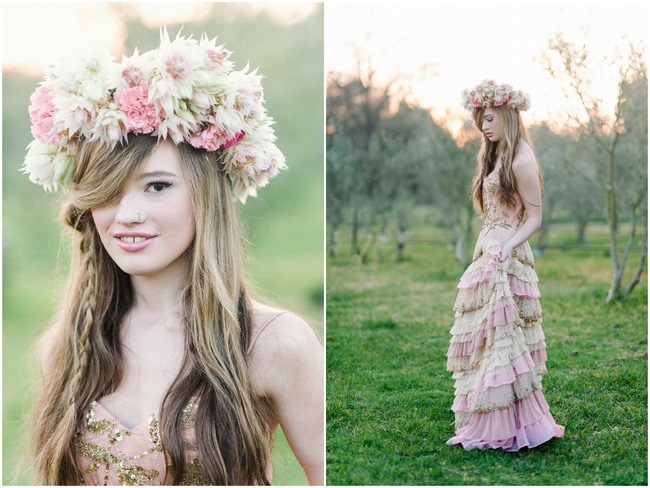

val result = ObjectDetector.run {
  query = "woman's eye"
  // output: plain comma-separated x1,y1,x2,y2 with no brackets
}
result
147,181,171,192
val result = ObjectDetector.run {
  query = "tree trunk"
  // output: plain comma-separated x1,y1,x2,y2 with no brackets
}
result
577,219,587,244
351,207,360,257
396,224,405,262
455,206,473,265
625,221,647,296
329,221,338,257
605,151,622,303
537,200,555,253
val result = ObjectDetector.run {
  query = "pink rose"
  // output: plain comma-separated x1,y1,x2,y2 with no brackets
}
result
29,85,60,144
114,81,160,134
188,115,244,151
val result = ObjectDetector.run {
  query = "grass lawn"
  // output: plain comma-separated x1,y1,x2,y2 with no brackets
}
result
326,225,647,486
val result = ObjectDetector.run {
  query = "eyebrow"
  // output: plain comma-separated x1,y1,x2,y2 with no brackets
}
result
139,171,178,179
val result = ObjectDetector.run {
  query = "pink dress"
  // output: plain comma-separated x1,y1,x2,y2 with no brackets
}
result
74,320,278,485
74,399,207,485
446,167,564,451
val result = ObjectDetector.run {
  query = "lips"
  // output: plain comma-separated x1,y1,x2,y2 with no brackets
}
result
114,232,157,252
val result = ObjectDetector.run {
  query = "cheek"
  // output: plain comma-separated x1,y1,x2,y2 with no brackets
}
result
91,207,113,234
172,196,196,240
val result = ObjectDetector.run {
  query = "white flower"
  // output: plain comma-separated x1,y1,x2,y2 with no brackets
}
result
120,48,155,88
198,33,233,72
22,141,74,191
90,102,128,146
52,93,98,141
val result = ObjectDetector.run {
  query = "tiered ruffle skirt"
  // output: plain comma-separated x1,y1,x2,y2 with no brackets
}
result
446,225,564,451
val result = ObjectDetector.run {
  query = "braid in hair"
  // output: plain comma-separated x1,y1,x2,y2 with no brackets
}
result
71,228,98,404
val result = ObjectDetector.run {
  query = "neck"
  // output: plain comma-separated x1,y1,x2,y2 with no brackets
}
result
128,257,189,327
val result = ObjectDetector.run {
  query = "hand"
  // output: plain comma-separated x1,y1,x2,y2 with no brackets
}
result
499,243,513,262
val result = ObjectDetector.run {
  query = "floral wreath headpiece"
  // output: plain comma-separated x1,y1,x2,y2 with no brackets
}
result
22,29,286,203
462,79,531,112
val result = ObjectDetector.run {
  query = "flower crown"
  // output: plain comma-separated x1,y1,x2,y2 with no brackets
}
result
22,29,286,203
462,79,531,112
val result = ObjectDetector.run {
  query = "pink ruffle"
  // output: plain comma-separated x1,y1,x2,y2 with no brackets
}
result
457,246,501,289
457,243,541,299
447,298,524,358
487,298,518,328
447,390,564,451
459,266,540,298
458,268,492,289
529,347,547,363
447,331,547,361
473,353,536,393
509,276,541,298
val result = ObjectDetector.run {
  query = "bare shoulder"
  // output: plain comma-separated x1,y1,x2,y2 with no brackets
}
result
248,300,321,358
247,300,323,397
512,140,537,172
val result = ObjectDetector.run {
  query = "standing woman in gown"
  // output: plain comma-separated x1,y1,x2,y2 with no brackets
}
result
446,80,564,451
23,31,324,485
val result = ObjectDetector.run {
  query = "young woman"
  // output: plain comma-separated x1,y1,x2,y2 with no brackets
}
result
23,31,324,485
445,80,564,451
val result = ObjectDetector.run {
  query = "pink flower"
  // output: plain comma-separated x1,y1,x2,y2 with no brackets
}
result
114,81,160,134
29,85,60,144
223,131,245,147
188,115,244,151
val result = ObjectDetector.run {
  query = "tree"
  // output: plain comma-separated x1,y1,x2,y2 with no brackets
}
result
540,32,647,301
326,70,392,259
532,123,603,247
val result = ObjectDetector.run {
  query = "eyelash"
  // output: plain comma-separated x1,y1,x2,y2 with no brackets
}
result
146,181,172,193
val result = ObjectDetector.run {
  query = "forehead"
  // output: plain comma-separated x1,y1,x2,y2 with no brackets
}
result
139,141,183,175
483,107,497,117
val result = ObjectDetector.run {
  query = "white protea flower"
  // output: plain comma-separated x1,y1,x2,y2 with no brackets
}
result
22,141,74,191
90,102,128,146
51,148,76,188
198,33,233,73
22,140,58,190
71,51,116,103
52,93,98,141
225,67,265,121
156,106,197,144
120,48,156,89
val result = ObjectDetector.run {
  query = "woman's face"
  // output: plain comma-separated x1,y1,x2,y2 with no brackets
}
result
481,107,502,142
91,141,195,281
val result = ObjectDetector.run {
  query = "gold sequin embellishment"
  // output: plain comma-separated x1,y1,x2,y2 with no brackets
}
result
74,400,206,486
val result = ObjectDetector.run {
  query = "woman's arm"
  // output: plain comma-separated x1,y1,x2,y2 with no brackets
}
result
500,146,542,261
249,311,325,485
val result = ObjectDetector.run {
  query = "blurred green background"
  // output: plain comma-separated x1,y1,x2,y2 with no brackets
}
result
2,3,324,485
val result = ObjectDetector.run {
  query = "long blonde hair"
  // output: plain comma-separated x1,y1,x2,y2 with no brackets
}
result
471,105,542,213
29,135,272,485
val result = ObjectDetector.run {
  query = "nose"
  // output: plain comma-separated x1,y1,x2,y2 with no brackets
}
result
114,190,144,224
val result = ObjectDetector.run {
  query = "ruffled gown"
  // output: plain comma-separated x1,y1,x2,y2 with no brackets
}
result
446,167,564,451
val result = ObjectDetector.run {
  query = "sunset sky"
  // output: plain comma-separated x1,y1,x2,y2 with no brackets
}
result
325,1,648,132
